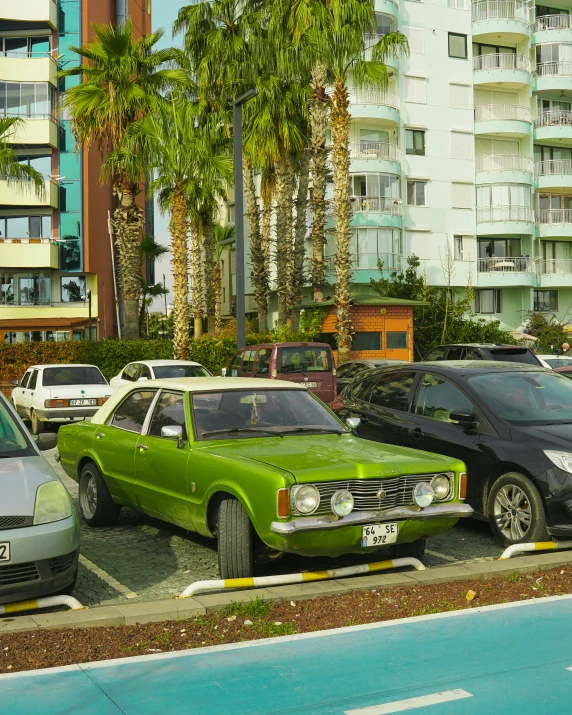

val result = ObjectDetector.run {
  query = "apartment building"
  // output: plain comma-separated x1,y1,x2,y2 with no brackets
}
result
0,0,151,343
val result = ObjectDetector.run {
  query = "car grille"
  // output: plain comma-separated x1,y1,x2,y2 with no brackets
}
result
0,517,30,530
0,562,39,586
49,552,76,576
309,474,446,516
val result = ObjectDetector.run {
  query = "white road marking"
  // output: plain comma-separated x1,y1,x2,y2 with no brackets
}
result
426,549,457,563
344,689,473,714
79,555,138,599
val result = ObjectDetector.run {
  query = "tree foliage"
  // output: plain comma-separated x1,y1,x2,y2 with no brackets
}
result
525,313,567,354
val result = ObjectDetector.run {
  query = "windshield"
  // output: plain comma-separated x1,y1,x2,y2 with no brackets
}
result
153,365,210,379
277,347,331,373
192,389,344,440
469,371,572,425
0,397,34,457
489,349,539,365
43,366,107,387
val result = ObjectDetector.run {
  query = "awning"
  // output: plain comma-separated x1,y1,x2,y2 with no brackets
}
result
0,317,90,331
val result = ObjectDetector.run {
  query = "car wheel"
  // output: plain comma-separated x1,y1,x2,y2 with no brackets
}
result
487,472,548,546
79,462,121,527
30,410,44,435
57,568,78,596
217,497,254,579
389,539,426,561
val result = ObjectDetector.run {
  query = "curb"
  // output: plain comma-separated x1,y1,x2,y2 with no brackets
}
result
2,549,572,634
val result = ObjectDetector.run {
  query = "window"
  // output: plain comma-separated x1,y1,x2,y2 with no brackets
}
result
534,290,558,312
122,364,139,382
2,36,51,57
449,83,471,109
368,371,416,411
111,390,156,433
138,365,153,380
478,238,521,258
451,132,473,159
0,82,54,118
0,215,52,239
28,370,38,391
20,371,31,389
352,333,382,351
43,366,106,386
404,76,427,104
415,373,474,422
18,276,51,305
60,276,86,302
448,33,467,59
452,182,473,209
278,347,331,372
256,348,271,374
352,375,377,400
475,289,501,314
425,347,446,361
454,235,464,260
407,180,427,206
230,353,242,376
406,231,431,260
1,275,14,304
148,392,187,440
241,350,256,374
375,12,396,35
448,0,465,8
406,129,425,156
387,332,408,349
402,26,424,54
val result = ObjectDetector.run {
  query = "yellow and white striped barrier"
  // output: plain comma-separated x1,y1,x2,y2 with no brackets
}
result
499,540,572,560
178,557,425,599
0,595,84,616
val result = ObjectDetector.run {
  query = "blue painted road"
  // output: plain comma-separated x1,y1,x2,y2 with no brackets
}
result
3,595,572,714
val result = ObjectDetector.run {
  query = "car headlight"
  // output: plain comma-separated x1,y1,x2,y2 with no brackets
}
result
33,481,74,525
413,482,434,508
331,489,354,517
292,485,320,515
544,451,572,474
431,474,452,501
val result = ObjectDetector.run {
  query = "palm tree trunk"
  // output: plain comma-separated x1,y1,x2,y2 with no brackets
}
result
275,154,294,328
190,217,203,339
202,211,216,334
290,150,310,332
259,167,275,333
331,78,353,365
170,181,190,359
244,156,267,332
112,176,144,341
214,261,222,332
310,61,330,304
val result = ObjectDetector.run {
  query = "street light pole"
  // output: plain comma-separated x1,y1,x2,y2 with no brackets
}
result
233,88,258,350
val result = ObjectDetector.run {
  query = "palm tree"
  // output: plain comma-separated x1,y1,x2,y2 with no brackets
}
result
59,21,186,340
243,155,269,332
202,211,216,334
213,222,236,331
290,149,310,331
0,118,46,199
138,236,169,336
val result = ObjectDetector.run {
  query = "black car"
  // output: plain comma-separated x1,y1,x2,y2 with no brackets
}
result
337,361,572,546
424,343,542,366
336,359,410,395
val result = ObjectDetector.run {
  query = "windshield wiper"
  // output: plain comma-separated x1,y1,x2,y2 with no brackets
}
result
200,427,284,438
280,367,308,377
280,427,344,435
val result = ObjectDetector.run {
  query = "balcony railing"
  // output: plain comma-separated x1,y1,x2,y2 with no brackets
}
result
0,51,56,62
473,53,531,72
363,32,395,48
472,0,530,23
538,208,572,224
0,237,55,243
476,154,533,172
536,159,572,176
350,196,402,214
326,253,403,272
535,61,572,78
346,142,400,162
1,300,87,307
477,205,534,222
535,110,572,127
478,256,533,272
347,87,400,109
474,104,531,121
540,259,572,274
534,14,572,32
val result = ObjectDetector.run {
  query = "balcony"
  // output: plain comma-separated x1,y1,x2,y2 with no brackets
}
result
325,253,402,277
534,60,572,94
0,239,58,269
535,160,572,192
0,55,57,86
476,155,533,182
341,142,400,172
536,208,572,237
374,0,398,15
477,205,534,234
472,0,530,43
1,0,57,29
540,258,572,274
534,110,572,146
0,180,57,208
347,87,400,124
473,53,531,88
477,255,536,286
538,258,572,287
351,196,402,215
8,117,58,148
363,34,398,71
533,15,572,45
474,104,531,137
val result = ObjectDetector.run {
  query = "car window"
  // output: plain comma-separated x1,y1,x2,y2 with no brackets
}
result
464,348,483,360
0,397,34,457
148,391,187,440
28,370,38,390
489,348,539,365
20,371,31,389
351,375,377,400
415,373,474,422
368,371,416,412
545,358,572,369
278,347,331,373
256,348,271,375
242,350,256,374
138,364,153,380
424,348,446,361
447,347,464,360
230,353,242,376
43,366,107,386
123,364,139,381
336,363,352,379
111,390,156,433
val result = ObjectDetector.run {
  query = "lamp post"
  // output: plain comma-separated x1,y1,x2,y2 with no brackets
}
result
233,88,258,350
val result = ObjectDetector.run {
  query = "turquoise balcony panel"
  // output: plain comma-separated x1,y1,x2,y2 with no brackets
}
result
536,210,572,238
534,112,572,147
473,53,531,89
538,259,572,288
474,105,531,137
347,88,400,124
472,0,530,44
374,0,398,16
535,161,572,192
533,14,572,45
534,62,572,95
477,205,535,236
475,155,533,185
477,256,536,287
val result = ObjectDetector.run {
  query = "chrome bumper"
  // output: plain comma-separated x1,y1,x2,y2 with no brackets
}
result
270,503,474,535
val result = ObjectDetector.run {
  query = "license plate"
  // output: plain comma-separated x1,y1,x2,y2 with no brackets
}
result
362,523,398,547
0,543,10,563
69,399,97,406
302,382,318,388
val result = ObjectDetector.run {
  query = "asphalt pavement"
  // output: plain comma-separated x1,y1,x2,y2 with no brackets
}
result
2,594,572,714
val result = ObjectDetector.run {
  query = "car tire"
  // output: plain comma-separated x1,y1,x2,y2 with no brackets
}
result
217,497,254,579
30,410,44,435
79,462,121,527
487,472,548,546
389,539,426,562
57,568,78,596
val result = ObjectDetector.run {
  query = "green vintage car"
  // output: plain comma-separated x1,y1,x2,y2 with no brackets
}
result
57,378,473,578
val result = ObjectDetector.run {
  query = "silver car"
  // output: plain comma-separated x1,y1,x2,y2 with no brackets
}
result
0,393,79,604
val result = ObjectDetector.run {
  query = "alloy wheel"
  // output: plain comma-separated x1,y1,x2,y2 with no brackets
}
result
493,484,531,541
80,473,98,520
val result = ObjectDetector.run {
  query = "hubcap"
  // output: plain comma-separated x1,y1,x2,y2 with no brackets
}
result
80,474,98,519
493,484,531,541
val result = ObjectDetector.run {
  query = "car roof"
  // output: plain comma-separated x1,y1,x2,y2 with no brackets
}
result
437,344,524,349
238,342,332,349
368,360,550,376
131,360,204,367
25,364,101,370
537,354,568,359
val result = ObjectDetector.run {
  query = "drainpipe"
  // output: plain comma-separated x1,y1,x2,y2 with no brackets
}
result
116,0,128,26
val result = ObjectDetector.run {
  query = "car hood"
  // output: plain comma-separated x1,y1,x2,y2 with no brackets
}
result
0,456,58,516
204,434,461,483
512,423,572,450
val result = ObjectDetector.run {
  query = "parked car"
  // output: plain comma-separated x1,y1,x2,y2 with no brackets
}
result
12,364,113,435
336,360,410,395
110,360,211,392
228,342,337,404
537,355,572,369
0,392,79,604
335,360,572,546
56,378,472,578
424,344,542,366
554,366,572,380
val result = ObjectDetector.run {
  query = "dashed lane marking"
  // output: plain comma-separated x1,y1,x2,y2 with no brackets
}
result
344,689,473,714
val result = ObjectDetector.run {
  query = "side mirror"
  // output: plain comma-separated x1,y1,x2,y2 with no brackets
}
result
449,409,477,429
346,416,361,430
137,376,148,382
161,425,183,439
35,433,58,451
11,379,19,386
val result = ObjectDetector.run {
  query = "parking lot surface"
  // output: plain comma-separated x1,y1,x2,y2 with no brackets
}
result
42,450,503,608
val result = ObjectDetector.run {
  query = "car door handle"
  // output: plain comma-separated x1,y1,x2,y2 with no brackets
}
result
138,444,148,451
408,428,424,440
95,432,105,439
359,414,369,424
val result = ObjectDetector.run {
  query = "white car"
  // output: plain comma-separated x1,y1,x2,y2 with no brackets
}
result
109,359,212,392
12,364,113,435
537,354,572,369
